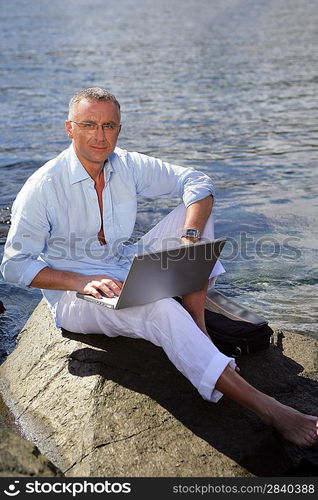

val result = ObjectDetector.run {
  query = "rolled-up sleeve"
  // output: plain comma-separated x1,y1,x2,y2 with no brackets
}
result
128,152,214,206
0,179,50,287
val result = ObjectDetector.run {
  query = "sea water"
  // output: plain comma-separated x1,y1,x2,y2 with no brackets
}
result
0,0,317,361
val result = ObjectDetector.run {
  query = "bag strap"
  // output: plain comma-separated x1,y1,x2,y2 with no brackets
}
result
205,289,268,325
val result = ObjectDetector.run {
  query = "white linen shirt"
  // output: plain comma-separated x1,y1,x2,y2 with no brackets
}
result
1,145,215,316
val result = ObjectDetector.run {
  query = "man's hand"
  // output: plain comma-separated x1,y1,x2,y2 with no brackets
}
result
180,236,200,245
77,275,123,298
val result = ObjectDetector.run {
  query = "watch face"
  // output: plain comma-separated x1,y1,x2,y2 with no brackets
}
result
187,229,197,237
185,229,200,238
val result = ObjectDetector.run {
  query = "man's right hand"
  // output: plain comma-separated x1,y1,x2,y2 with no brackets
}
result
77,275,123,298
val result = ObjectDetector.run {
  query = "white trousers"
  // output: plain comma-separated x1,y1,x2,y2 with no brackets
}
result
56,205,235,402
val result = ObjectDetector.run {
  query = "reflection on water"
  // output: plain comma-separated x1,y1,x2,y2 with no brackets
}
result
0,0,317,360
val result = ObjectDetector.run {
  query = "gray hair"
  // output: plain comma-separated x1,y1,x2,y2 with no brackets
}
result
68,87,120,119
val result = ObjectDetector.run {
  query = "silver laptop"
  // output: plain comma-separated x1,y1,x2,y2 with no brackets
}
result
76,238,226,310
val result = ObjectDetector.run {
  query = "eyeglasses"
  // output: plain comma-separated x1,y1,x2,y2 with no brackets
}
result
69,121,121,133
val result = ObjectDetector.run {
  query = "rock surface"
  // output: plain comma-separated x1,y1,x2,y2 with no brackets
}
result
0,299,317,477
0,300,5,314
0,427,62,477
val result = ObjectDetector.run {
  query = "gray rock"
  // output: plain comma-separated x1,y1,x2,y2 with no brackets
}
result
0,299,317,477
0,427,62,477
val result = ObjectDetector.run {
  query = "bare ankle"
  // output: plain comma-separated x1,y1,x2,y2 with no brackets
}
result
256,396,281,426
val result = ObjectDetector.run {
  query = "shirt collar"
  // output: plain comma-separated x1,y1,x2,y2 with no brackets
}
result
68,144,115,185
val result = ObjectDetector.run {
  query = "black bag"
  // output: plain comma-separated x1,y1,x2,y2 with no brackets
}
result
204,289,273,358
205,309,273,357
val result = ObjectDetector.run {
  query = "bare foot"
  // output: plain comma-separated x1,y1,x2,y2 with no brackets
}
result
261,398,318,447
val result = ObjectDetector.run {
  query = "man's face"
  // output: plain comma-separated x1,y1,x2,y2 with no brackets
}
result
65,99,121,171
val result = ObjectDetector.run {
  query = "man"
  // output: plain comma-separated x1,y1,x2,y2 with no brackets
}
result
1,87,317,447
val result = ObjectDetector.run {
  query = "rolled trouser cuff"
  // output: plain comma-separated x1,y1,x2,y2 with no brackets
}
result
198,352,236,402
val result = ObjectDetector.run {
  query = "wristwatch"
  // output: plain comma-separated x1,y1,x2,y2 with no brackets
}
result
181,228,201,240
